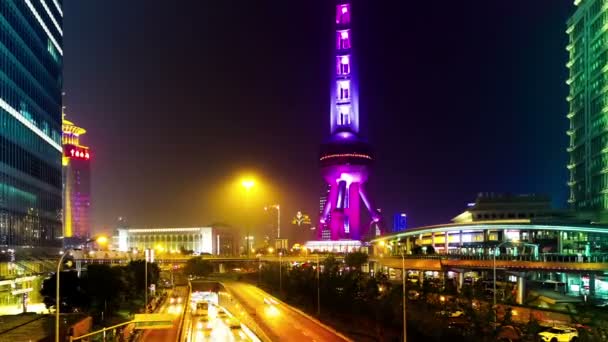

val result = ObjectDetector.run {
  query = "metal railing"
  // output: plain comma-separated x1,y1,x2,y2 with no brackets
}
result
382,252,608,263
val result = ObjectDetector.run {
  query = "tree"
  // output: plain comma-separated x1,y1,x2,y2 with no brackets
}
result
40,271,88,312
127,260,160,299
84,264,128,318
183,257,214,277
345,252,369,270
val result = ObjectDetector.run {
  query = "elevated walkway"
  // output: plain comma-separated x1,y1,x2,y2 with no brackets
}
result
371,255,608,272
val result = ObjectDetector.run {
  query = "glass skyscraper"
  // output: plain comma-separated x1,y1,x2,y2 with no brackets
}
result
0,1,63,248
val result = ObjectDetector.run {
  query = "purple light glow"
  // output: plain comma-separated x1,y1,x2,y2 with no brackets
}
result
342,6,348,14
341,31,349,39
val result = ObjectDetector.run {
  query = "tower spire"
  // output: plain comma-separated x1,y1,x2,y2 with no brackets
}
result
331,1,359,134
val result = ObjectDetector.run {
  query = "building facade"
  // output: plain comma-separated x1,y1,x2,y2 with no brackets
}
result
566,0,608,219
62,115,91,246
115,227,235,256
0,1,64,248
392,213,407,232
452,193,554,223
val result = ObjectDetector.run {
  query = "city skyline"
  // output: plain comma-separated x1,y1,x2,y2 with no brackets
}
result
63,1,572,235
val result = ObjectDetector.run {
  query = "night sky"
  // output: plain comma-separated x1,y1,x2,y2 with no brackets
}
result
62,1,574,242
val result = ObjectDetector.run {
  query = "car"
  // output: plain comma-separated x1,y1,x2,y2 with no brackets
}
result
195,301,209,316
199,314,210,323
538,326,578,342
228,318,241,330
263,297,278,305
435,309,464,318
407,290,420,301
217,308,227,318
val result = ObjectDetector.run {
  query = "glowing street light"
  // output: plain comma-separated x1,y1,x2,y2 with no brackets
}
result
241,179,255,191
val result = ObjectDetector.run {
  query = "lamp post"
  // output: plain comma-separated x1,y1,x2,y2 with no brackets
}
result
241,178,255,257
279,252,283,294
402,253,407,342
316,253,321,316
56,236,107,342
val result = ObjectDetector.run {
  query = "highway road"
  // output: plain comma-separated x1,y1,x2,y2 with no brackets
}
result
142,286,187,341
187,301,253,342
224,281,350,342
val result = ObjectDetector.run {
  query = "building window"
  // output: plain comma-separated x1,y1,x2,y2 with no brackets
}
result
337,55,350,75
337,30,351,50
338,81,350,101
338,105,350,126
336,4,351,24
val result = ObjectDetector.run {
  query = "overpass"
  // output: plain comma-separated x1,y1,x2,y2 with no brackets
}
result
370,254,608,272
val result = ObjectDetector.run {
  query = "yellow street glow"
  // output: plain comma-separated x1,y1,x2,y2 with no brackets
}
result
241,179,255,190
96,236,108,245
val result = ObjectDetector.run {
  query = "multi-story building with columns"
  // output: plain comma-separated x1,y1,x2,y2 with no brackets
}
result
371,195,608,304
114,227,235,256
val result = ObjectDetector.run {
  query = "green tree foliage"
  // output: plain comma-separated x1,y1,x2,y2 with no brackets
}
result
127,260,160,295
183,257,214,277
40,260,161,321
344,252,369,270
40,271,88,312
85,264,129,316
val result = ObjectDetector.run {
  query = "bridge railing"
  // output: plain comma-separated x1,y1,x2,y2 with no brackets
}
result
382,253,608,263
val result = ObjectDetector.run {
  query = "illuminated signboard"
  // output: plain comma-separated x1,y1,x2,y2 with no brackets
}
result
64,145,90,160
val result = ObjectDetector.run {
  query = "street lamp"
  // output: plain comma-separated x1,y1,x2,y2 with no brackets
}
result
264,204,281,239
56,236,107,342
241,178,255,257
279,252,283,294
316,253,320,316
402,253,407,342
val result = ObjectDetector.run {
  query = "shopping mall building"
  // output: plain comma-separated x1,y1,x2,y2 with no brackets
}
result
371,194,608,302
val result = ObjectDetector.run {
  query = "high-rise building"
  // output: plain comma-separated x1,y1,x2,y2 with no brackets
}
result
566,0,608,220
319,186,330,240
0,1,64,248
392,213,407,232
318,1,382,241
62,114,91,246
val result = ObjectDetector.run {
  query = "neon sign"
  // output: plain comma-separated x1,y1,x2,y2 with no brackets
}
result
64,145,90,160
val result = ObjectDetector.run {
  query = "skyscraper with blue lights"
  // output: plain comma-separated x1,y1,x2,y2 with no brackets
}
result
0,0,63,248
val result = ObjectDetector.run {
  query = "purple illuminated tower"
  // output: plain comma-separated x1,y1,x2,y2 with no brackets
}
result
318,1,382,241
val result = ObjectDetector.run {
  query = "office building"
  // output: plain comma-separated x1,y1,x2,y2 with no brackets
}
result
566,0,608,221
392,213,407,232
0,1,64,248
452,193,554,223
62,114,91,247
114,227,236,256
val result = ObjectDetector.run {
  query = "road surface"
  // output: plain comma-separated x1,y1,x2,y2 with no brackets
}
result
223,281,349,342
142,286,187,341
187,302,252,342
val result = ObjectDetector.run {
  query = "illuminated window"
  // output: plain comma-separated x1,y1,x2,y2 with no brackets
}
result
336,4,351,24
337,55,350,75
338,105,350,126
337,30,350,50
338,81,350,101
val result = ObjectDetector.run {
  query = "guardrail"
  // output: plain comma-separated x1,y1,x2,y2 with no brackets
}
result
176,283,191,342
380,253,608,263
218,282,273,342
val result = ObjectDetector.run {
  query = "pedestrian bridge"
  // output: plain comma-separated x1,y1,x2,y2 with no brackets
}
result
370,254,608,272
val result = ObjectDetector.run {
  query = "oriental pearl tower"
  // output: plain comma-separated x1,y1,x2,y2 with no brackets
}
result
318,0,383,241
